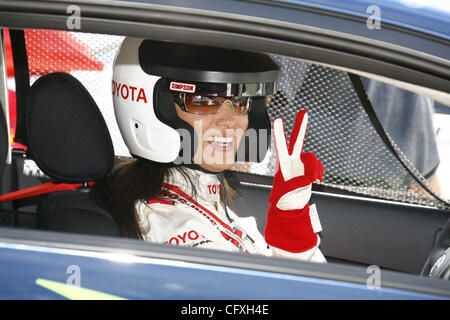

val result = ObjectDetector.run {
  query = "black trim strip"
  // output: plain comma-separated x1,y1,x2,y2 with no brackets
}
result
8,29,29,147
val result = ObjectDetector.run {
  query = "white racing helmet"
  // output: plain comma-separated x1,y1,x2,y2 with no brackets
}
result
112,37,280,165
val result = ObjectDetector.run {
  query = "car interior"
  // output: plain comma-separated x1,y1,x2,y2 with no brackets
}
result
0,26,449,284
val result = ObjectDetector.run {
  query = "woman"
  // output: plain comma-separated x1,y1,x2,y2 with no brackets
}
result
95,38,325,262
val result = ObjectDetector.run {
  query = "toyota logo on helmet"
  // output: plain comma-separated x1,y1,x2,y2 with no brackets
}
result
112,37,280,165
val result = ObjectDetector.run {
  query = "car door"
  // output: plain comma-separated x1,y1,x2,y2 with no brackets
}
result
0,0,449,299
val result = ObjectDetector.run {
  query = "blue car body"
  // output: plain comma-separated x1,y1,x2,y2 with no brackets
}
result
0,241,447,300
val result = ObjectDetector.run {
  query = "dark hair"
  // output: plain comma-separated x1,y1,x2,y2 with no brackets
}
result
93,157,236,239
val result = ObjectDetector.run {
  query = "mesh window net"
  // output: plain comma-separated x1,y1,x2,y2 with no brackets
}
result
19,30,449,210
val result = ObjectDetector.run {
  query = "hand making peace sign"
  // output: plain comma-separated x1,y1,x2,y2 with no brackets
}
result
269,110,324,210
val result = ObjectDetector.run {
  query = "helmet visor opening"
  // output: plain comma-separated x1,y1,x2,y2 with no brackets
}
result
174,92,251,115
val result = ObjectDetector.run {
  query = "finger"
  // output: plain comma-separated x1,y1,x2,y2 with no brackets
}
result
302,153,324,183
273,117,289,161
273,117,290,176
289,110,308,159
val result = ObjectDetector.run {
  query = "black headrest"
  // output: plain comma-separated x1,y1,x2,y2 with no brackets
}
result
0,104,8,177
26,72,114,183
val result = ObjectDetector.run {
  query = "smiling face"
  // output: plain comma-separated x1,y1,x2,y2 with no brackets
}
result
175,101,249,172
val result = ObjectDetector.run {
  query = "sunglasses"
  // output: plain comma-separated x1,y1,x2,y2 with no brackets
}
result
173,92,251,115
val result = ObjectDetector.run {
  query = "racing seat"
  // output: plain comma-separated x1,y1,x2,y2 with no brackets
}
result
25,72,120,236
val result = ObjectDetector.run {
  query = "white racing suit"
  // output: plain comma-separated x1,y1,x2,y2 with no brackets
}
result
136,168,326,263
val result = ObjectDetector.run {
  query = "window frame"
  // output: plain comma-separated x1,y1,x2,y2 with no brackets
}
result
0,0,449,298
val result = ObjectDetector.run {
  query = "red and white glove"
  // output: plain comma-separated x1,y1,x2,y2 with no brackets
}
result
264,110,324,253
